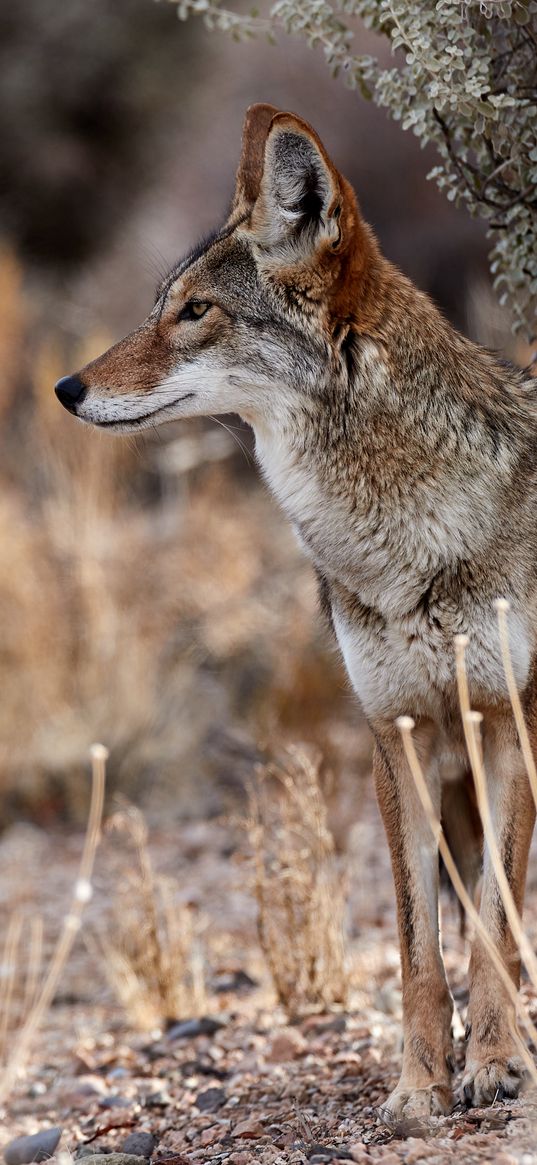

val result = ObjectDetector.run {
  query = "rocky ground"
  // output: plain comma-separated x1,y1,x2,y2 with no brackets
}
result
2,780,537,1165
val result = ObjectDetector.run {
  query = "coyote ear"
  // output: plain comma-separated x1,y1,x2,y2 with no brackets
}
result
250,112,343,261
232,103,281,212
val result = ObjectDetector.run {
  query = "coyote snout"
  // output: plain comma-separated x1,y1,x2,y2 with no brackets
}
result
56,103,537,1117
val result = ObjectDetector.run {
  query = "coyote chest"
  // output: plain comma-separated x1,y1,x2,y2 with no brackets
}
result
254,422,532,721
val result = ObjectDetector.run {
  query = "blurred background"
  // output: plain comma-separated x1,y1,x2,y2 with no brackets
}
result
0,0,524,829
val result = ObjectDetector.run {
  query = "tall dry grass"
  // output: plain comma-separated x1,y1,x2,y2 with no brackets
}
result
0,249,355,823
247,748,348,1018
96,805,207,1030
0,744,106,1103
398,605,537,1093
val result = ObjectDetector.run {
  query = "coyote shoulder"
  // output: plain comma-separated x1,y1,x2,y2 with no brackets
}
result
55,104,537,1117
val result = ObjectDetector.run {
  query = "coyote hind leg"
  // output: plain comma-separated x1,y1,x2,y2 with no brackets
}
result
373,725,454,1119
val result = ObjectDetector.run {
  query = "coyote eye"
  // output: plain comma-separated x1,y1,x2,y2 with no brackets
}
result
178,300,211,322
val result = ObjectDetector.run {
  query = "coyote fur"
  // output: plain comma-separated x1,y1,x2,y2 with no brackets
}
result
55,105,537,1117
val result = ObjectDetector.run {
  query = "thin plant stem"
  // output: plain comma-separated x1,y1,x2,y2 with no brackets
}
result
0,744,107,1104
495,597,537,815
455,637,537,992
0,913,23,1062
396,716,537,1088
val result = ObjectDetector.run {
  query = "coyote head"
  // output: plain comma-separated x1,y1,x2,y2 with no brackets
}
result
55,105,385,433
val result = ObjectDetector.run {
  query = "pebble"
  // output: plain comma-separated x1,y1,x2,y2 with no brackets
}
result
99,1096,131,1109
307,1147,353,1162
403,1142,431,1164
196,1086,227,1113
349,1149,370,1164
121,1135,157,1159
212,970,257,994
266,1029,306,1062
55,1074,108,1109
75,1150,111,1159
4,1130,62,1165
167,1017,224,1040
199,1130,220,1149
75,1155,147,1165
231,1119,264,1140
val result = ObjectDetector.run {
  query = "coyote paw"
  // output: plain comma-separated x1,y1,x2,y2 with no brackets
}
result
461,1056,527,1107
384,1083,453,1121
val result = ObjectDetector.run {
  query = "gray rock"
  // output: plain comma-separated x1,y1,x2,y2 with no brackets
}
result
99,1096,131,1109
120,1136,157,1160
75,1150,110,1160
75,1156,146,1165
167,1016,224,1040
4,1129,62,1165
195,1086,226,1113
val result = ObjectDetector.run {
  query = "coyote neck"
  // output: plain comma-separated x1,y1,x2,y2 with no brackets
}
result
252,335,511,619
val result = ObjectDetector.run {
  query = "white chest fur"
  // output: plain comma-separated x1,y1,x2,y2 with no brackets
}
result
253,417,533,722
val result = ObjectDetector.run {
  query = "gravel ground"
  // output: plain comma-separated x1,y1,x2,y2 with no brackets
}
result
2,781,537,1165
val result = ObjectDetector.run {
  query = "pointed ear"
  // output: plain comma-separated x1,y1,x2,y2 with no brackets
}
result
232,103,281,213
249,112,344,262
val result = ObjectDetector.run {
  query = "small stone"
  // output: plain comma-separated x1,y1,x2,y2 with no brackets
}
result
144,1091,172,1108
121,1136,157,1160
55,1074,108,1109
75,1150,111,1160
266,1028,306,1062
195,1087,226,1113
28,1083,47,1099
4,1130,62,1165
198,1131,220,1149
212,970,258,994
228,1154,254,1165
403,1142,430,1164
231,1119,264,1140
167,1017,224,1040
307,1147,352,1162
349,1149,370,1164
74,1155,147,1165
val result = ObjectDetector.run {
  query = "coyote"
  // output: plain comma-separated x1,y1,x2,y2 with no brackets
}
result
55,105,536,1117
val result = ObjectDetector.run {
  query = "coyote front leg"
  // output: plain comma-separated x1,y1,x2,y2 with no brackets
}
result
462,717,535,1106
373,727,454,1118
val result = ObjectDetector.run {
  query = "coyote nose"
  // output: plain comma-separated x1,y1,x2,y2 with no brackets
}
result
54,374,86,414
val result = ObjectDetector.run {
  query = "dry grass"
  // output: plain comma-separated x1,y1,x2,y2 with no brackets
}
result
97,805,206,1030
247,748,348,1019
0,744,106,1103
398,605,537,1091
0,248,357,824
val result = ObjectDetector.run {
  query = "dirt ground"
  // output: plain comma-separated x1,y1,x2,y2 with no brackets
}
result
2,775,537,1165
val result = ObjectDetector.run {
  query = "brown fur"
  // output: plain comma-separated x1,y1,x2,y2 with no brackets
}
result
56,105,537,1115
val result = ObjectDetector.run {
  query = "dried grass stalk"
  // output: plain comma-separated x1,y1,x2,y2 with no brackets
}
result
397,609,537,1095
99,806,206,1030
455,634,537,992
0,744,106,1103
248,748,348,1019
495,598,537,814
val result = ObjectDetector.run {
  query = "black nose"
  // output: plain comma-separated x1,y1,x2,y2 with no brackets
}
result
54,374,86,413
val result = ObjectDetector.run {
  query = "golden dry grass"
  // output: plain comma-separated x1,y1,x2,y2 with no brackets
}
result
247,748,348,1018
96,805,207,1030
0,248,355,824
0,744,106,1102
